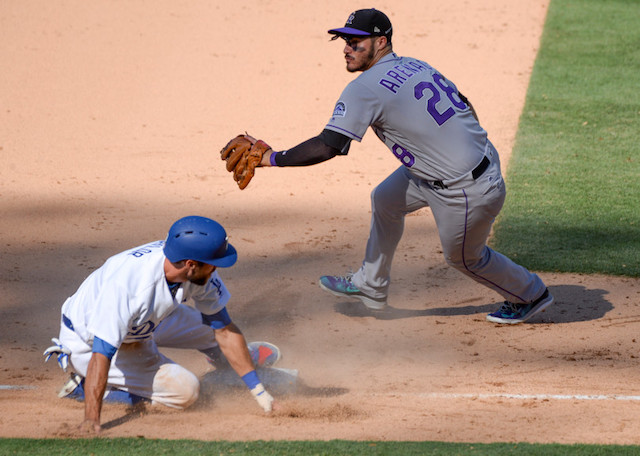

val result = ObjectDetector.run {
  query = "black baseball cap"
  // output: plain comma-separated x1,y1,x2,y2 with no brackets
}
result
328,8,392,41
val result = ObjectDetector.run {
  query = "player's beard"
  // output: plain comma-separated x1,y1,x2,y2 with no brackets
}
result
347,47,375,73
189,277,209,286
186,266,214,286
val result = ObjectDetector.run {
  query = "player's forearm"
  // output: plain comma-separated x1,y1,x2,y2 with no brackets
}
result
82,352,110,431
215,323,275,412
214,323,254,376
261,136,339,167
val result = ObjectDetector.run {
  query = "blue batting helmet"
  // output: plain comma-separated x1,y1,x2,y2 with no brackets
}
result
163,216,237,267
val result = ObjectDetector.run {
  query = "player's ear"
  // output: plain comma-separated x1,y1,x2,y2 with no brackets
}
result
169,259,188,269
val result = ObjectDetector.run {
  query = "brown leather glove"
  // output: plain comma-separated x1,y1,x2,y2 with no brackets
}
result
220,134,272,190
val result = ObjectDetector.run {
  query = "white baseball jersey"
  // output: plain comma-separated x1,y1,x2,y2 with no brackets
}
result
61,240,230,350
325,53,488,182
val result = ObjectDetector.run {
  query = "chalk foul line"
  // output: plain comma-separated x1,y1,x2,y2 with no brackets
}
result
0,385,37,390
412,392,640,401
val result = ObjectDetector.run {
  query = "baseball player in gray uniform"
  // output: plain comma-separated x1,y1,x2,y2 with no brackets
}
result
43,216,279,434
257,8,553,324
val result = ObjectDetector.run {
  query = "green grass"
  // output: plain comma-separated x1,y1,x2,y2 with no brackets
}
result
490,0,640,277
1,439,640,455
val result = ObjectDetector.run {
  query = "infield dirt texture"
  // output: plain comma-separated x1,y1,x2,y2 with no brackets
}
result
2,0,640,444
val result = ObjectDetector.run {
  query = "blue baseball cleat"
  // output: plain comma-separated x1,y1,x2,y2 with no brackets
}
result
318,274,387,310
486,289,554,324
58,373,148,405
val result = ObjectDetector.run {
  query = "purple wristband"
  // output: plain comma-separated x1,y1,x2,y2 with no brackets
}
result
269,151,279,167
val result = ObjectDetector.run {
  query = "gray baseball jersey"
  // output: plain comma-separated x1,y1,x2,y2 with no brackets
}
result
325,53,488,182
323,52,546,306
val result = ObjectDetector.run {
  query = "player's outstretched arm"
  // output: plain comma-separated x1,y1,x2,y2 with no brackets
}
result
214,322,276,412
81,352,110,434
261,130,350,167
219,130,349,188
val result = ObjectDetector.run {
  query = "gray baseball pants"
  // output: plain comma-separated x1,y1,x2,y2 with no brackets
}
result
351,148,546,304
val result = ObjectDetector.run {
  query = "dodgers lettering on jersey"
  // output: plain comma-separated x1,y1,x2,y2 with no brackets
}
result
61,241,230,349
325,53,490,182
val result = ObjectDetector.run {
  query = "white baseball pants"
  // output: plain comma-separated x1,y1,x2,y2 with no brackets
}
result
58,304,215,409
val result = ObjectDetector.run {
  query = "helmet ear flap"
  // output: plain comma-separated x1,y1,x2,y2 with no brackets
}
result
163,216,237,267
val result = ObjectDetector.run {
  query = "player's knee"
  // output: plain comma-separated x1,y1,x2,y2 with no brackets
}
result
175,372,200,409
444,248,489,273
153,364,200,409
371,186,403,219
444,253,464,270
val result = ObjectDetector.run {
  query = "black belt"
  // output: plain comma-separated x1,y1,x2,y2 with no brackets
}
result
433,155,490,190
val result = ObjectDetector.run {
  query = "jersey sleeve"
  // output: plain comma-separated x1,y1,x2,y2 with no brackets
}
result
187,270,231,316
324,81,381,142
92,336,118,360
201,306,232,329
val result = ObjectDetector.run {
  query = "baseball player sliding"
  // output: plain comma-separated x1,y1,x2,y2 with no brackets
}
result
44,216,280,434
220,8,553,324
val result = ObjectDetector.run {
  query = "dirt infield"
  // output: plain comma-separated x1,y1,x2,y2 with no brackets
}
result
2,0,640,445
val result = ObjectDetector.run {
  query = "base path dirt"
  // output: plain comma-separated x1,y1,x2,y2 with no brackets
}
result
2,0,639,445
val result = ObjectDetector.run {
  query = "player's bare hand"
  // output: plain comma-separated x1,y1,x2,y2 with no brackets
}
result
78,419,101,435
270,399,281,413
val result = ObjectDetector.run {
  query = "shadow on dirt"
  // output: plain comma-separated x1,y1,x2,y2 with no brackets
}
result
200,367,349,399
334,284,614,324
335,301,495,320
527,284,613,324
101,403,147,431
